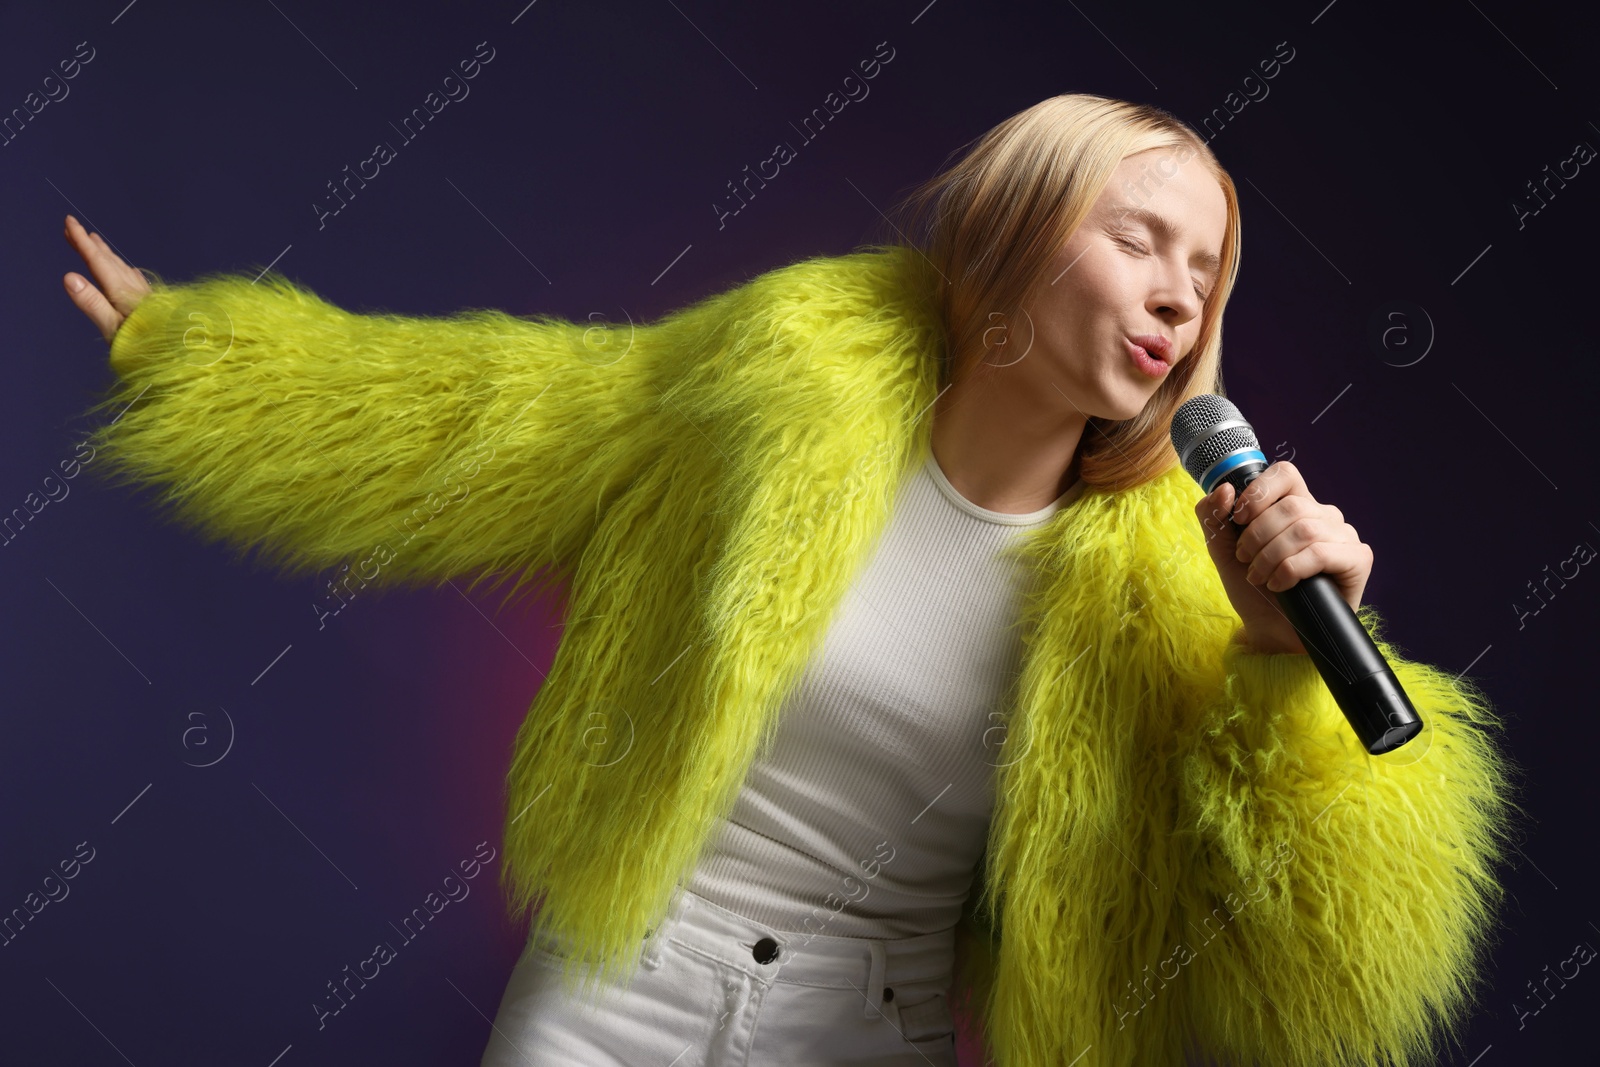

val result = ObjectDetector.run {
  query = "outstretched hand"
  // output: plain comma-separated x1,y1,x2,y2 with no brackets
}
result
62,214,151,345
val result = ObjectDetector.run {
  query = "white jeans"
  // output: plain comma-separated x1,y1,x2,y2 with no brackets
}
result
479,884,960,1066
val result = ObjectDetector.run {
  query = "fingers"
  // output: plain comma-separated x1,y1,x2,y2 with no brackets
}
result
1240,509,1364,590
1229,461,1309,526
64,214,125,281
1196,479,1241,556
1234,492,1320,561
1250,538,1372,596
62,271,121,345
1208,459,1371,605
1195,481,1239,550
63,214,149,317
65,214,111,274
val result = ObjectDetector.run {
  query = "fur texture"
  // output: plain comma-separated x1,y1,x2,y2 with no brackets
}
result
82,245,1525,1067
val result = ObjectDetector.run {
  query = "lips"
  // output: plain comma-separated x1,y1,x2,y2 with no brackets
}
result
1127,333,1174,362
1126,340,1177,382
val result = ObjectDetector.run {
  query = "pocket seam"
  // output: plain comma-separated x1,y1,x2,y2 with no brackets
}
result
896,988,954,1043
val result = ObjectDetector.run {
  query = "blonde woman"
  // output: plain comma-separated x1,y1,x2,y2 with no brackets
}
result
65,94,1519,1067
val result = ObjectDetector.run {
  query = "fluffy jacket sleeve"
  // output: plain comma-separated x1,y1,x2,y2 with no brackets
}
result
1171,605,1526,1067
80,269,737,601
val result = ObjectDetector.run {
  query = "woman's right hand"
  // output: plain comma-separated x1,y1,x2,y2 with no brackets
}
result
62,214,152,346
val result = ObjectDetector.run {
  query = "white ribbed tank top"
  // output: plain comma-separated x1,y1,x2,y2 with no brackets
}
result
682,450,1087,939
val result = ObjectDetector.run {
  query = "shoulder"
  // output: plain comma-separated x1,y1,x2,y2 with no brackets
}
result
659,245,943,412
692,244,940,351
1047,463,1199,556
727,243,935,307
1032,462,1222,611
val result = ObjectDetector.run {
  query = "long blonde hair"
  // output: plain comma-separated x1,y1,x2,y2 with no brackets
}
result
862,93,1242,492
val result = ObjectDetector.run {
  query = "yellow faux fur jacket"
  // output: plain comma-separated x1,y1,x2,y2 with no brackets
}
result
82,243,1521,1067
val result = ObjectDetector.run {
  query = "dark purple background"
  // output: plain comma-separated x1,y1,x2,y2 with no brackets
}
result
3,1,1594,1063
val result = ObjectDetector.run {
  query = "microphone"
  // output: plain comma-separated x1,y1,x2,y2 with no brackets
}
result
1169,394,1423,755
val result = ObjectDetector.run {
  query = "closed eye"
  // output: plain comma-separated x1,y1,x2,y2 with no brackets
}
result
1114,235,1209,300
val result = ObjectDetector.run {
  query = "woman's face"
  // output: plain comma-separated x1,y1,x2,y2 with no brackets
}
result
997,147,1229,422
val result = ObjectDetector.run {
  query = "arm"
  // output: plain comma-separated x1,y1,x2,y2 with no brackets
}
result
1171,603,1526,1067
1177,627,1523,1067
79,268,737,601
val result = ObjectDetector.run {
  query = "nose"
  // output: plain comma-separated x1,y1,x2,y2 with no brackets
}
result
1149,283,1203,330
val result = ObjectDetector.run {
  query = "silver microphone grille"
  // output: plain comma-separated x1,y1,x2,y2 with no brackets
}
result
1170,394,1262,485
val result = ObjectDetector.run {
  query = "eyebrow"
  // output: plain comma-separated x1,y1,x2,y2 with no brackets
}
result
1114,206,1223,280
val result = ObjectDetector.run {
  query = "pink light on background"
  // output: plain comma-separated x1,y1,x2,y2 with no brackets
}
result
426,572,570,946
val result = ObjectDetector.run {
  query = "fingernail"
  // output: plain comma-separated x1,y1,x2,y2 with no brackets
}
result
66,275,84,292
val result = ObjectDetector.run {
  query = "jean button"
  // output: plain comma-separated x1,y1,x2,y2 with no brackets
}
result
751,936,780,964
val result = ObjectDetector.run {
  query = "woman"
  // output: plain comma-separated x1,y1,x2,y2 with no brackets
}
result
65,95,1519,1067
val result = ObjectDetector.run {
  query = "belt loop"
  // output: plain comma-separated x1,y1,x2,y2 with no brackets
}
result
643,885,689,970
865,941,887,1020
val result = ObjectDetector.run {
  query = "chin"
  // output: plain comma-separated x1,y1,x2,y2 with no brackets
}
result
1099,395,1153,422
1062,364,1164,419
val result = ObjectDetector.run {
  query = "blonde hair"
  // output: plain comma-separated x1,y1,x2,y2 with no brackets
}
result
861,93,1242,492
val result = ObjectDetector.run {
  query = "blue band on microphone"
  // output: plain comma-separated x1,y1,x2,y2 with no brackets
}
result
1200,449,1267,493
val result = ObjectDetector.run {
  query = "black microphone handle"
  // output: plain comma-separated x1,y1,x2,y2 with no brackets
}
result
1221,465,1424,756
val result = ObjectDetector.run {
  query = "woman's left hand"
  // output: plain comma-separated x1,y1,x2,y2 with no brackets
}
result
1193,462,1372,655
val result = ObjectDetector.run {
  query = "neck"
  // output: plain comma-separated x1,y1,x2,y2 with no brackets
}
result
929,366,1088,515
